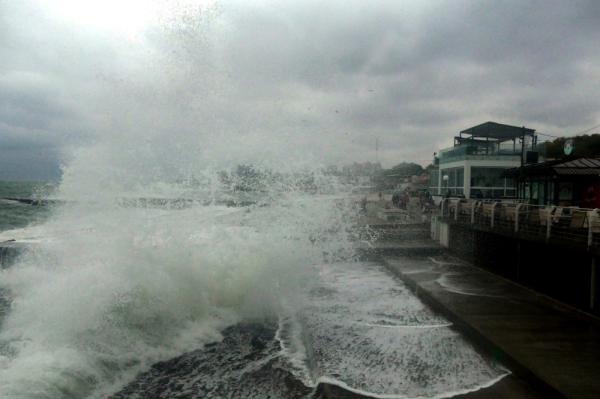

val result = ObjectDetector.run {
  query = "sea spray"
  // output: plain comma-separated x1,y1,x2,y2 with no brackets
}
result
0,2,510,397
0,168,357,398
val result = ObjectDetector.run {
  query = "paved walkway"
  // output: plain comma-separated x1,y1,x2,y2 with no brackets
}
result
382,253,600,399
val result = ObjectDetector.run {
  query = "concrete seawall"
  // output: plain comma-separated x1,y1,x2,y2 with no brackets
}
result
431,217,600,315
380,255,568,398
366,218,600,399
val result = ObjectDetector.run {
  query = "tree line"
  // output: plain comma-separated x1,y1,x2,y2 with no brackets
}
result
544,134,600,159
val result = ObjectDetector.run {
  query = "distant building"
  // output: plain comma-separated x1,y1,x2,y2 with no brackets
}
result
504,158,600,207
430,121,542,201
340,161,382,190
341,162,382,178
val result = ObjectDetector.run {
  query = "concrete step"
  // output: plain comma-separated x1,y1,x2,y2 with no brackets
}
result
357,240,444,258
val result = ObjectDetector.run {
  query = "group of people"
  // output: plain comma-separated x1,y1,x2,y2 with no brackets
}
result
358,189,435,215
392,189,436,213
391,190,410,209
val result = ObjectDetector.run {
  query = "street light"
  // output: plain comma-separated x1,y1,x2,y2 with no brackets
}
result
443,175,449,197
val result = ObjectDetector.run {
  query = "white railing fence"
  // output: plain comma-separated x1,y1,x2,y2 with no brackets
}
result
438,198,600,249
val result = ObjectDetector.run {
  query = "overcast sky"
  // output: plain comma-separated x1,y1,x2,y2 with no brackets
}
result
1,0,599,181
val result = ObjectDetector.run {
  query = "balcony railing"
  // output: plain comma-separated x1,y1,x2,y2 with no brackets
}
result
437,143,543,164
438,198,600,250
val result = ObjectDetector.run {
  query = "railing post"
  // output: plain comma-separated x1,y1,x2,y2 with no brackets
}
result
515,203,522,233
491,202,498,228
591,256,597,310
441,199,446,218
588,210,596,248
546,207,552,242
471,201,476,224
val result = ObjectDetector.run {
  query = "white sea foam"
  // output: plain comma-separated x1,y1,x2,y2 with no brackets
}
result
0,2,511,397
292,262,509,398
275,314,313,387
317,372,510,399
0,187,355,398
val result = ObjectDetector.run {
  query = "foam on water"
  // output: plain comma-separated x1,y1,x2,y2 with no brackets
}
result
0,185,355,398
276,314,313,387
0,183,513,399
104,259,510,399
1,3,512,397
286,262,509,398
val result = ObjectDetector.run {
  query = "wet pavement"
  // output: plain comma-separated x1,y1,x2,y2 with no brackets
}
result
383,252,600,399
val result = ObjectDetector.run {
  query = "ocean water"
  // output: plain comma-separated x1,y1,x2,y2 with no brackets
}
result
0,180,353,398
0,182,509,398
110,261,508,399
1,3,509,397
0,182,55,233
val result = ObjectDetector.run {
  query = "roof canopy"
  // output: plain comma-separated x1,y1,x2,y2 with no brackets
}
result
459,121,536,142
504,158,600,178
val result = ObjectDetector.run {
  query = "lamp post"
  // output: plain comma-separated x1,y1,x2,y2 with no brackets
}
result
443,174,449,197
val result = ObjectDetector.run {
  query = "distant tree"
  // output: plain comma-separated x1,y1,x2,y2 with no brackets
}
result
341,162,382,176
544,134,600,159
218,164,270,192
387,162,424,176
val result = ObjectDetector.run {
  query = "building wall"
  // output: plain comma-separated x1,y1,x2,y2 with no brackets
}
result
435,158,521,199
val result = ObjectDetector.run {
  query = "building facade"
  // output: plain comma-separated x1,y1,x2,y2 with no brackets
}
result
505,158,600,207
430,121,541,201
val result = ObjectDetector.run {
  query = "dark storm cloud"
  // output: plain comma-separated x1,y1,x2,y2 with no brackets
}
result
368,0,600,74
352,0,600,138
210,0,599,166
0,78,69,130
1,0,599,179
0,1,135,180
0,146,61,181
0,69,69,180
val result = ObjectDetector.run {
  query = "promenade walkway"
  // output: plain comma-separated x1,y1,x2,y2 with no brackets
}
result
382,252,600,399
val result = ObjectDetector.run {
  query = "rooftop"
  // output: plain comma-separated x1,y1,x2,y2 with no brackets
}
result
504,157,600,177
458,121,536,143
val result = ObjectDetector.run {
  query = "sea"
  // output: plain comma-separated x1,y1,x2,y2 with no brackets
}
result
0,177,508,399
0,181,55,233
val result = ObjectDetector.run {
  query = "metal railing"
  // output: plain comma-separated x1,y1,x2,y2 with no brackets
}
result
439,198,600,250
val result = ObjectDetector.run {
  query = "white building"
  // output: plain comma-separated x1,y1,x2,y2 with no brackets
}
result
430,122,542,201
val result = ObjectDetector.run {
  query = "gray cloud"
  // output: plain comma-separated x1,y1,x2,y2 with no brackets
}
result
1,0,599,182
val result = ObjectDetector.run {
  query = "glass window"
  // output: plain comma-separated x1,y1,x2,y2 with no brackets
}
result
440,167,464,196
429,169,440,195
559,182,573,200
471,167,505,188
456,168,464,188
